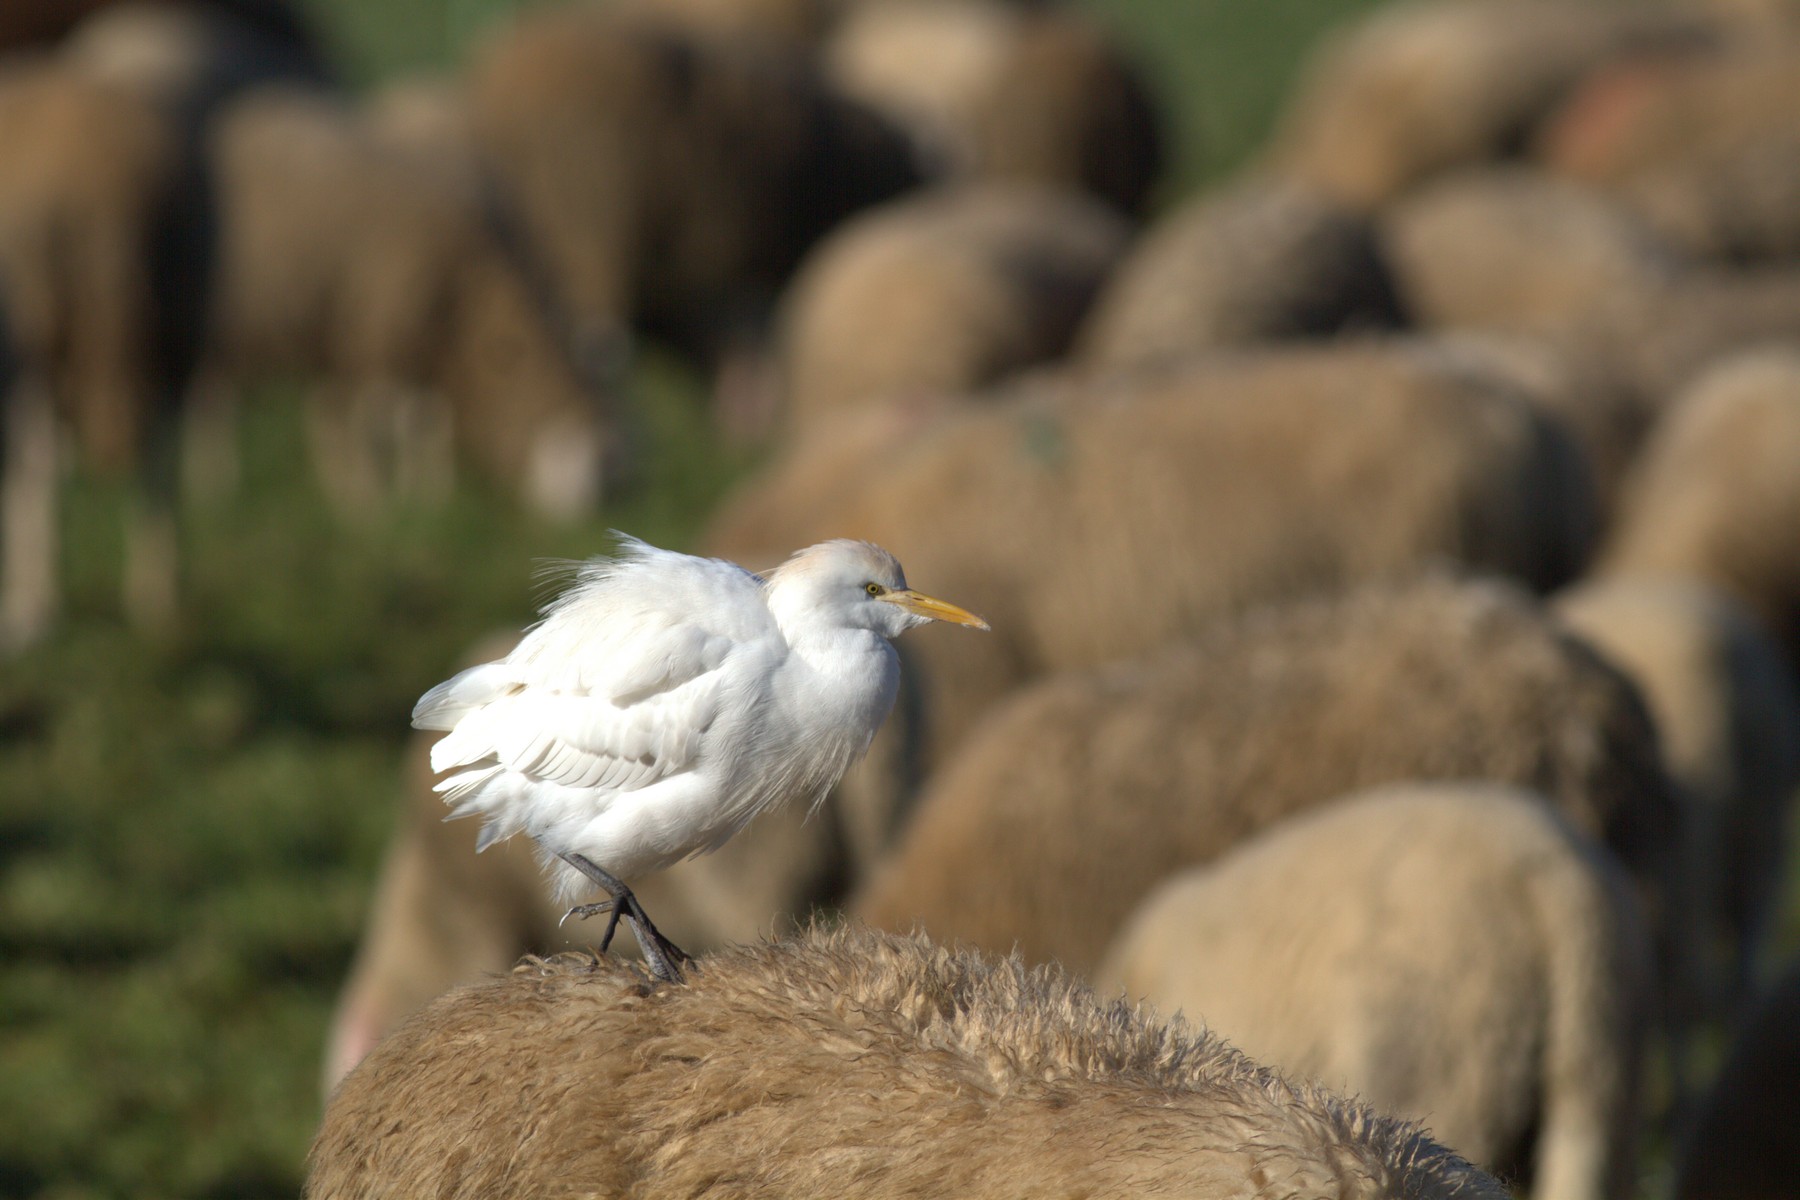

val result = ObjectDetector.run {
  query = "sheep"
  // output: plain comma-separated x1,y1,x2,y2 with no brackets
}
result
60,0,335,120
1097,782,1654,1200
1264,0,1707,209
1595,348,1800,670
1379,166,1685,336
308,925,1507,1200
829,341,1590,758
0,57,188,650
1536,39,1800,264
0,0,113,51
1575,265,1800,403
823,0,1164,214
700,340,1597,851
1693,0,1800,25
467,7,920,371
776,182,1130,434
1419,331,1650,529
1075,175,1406,373
1672,960,1800,1200
364,75,485,209
851,572,1680,982
202,86,610,520
1558,578,1800,1015
0,1,337,649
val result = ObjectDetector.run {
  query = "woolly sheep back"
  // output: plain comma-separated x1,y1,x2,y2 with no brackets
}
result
309,926,1506,1200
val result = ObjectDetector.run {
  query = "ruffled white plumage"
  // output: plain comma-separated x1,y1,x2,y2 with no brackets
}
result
412,537,786,870
412,534,986,904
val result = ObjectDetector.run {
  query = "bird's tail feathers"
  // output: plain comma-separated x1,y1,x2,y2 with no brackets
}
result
435,763,525,853
411,662,519,731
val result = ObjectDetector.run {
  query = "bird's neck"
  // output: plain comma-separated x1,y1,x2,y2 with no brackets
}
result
777,626,900,729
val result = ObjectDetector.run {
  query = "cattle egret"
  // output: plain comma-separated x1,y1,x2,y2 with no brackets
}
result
412,535,989,979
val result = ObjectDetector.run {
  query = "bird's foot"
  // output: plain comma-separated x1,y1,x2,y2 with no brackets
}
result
558,853,693,983
561,897,626,957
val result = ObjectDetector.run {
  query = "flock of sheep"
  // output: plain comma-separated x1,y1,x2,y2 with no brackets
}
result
6,0,1799,1196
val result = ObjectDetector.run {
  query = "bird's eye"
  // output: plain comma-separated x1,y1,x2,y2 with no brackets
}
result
865,582,885,596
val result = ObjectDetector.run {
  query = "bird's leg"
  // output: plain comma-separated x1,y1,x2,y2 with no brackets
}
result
558,853,693,982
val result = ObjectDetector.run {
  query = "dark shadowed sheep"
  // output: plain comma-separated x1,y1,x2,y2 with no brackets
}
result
824,0,1163,214
468,7,920,368
851,573,1680,982
1421,331,1650,528
1673,960,1800,1200
1559,578,1800,1015
310,926,1506,1200
1099,783,1654,1200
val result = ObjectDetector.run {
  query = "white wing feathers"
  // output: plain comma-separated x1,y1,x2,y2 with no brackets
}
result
413,539,783,848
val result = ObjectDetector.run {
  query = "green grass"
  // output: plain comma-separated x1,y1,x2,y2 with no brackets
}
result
19,2,1792,1198
0,352,741,1200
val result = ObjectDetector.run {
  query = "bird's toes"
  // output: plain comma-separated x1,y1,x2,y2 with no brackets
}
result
560,900,616,928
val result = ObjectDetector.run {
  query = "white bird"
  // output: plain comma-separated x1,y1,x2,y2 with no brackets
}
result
411,534,989,979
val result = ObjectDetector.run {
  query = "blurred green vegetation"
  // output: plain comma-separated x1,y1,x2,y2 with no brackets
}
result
0,354,742,1199
6,2,1795,1199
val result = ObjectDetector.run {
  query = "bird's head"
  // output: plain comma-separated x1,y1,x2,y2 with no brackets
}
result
767,540,990,641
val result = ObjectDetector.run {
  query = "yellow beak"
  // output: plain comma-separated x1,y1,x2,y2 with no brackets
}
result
881,589,991,631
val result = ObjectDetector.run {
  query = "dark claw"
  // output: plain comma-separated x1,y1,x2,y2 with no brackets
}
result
562,899,623,954
558,853,693,982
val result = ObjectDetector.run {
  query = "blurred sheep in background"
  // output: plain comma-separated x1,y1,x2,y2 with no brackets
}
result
201,85,611,518
0,0,330,651
467,6,921,385
1075,175,1406,371
708,340,1593,833
1557,578,1800,1020
1379,167,1685,338
1266,0,1707,209
0,59,186,649
310,927,1507,1200
1596,349,1800,674
773,182,1129,436
1419,332,1649,527
1098,783,1654,1200
851,573,1680,980
363,74,485,211
823,0,1164,215
1538,37,1800,265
